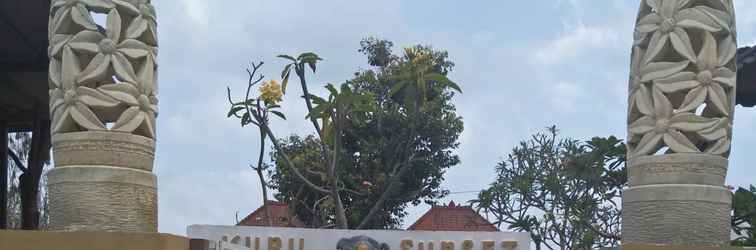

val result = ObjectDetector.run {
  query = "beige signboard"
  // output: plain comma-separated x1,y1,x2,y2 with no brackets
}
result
188,225,530,250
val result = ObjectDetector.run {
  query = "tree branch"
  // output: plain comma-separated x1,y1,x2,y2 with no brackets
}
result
253,127,274,227
259,120,330,194
356,152,416,229
7,149,27,173
329,111,348,229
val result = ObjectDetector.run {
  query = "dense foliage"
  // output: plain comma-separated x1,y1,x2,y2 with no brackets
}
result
266,38,464,229
733,185,756,246
474,127,625,250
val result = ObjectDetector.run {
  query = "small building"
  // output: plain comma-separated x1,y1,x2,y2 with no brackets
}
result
236,201,305,228
406,201,498,232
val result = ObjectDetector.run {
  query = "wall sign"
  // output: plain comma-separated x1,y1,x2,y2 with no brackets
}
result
188,225,530,250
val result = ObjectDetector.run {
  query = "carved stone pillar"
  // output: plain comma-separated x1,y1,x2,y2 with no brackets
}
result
625,0,736,246
47,0,158,232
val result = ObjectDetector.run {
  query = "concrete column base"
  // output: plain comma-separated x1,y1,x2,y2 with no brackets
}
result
623,154,731,247
47,166,157,232
0,230,188,250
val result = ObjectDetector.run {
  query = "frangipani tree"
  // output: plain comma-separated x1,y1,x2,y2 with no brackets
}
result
227,47,460,229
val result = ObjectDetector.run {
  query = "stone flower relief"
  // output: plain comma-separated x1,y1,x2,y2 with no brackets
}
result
655,32,736,115
635,0,726,63
50,47,119,134
115,0,158,45
50,0,114,35
48,0,158,139
628,0,735,158
629,87,725,156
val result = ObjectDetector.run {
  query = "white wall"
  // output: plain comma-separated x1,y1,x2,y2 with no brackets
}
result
187,225,530,250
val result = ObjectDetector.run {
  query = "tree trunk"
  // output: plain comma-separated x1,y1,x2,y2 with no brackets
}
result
255,128,274,226
20,116,49,230
328,112,348,229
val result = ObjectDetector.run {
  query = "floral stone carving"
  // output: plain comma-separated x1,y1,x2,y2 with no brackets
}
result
628,0,736,158
624,0,736,246
47,0,159,232
49,0,158,139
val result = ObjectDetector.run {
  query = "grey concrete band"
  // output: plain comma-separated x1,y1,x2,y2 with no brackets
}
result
624,184,732,203
47,165,156,188
52,131,155,171
628,154,727,186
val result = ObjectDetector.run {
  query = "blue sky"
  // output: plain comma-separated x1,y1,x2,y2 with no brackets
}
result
151,0,756,235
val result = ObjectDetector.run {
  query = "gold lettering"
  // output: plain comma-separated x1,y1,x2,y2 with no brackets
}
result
482,241,495,250
400,239,413,250
462,240,473,250
501,241,517,250
268,237,282,250
440,241,453,250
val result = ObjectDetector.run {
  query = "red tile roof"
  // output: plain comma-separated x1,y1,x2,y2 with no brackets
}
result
237,201,305,227
407,201,499,232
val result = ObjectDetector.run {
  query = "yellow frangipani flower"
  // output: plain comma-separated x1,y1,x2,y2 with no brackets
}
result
259,79,283,104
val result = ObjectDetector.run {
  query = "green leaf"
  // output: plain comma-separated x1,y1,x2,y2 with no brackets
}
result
417,76,427,100
278,54,296,62
340,83,353,99
271,110,286,120
425,73,462,93
241,112,250,126
308,94,327,105
325,84,338,96
403,86,417,111
306,104,328,119
388,81,407,97
298,52,322,62
308,61,317,73
227,106,244,117
281,64,293,93
267,104,281,109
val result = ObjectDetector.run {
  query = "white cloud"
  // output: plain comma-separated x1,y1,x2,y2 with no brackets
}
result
735,0,756,30
179,0,209,28
547,81,585,113
533,23,620,65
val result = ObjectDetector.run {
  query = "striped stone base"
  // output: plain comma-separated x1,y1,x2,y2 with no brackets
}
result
47,166,157,232
623,154,731,247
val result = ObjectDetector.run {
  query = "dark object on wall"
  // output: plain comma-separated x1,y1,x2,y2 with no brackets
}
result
336,236,390,250
737,46,756,107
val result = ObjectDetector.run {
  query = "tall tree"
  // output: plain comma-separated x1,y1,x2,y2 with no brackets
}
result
732,185,756,246
474,127,625,250
267,39,463,229
227,38,462,229
6,131,50,230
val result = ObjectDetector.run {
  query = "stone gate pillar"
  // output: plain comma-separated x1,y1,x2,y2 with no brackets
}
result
47,0,158,232
625,0,736,247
